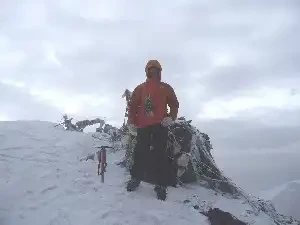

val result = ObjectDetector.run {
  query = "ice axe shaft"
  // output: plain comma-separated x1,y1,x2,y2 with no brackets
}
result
96,146,112,182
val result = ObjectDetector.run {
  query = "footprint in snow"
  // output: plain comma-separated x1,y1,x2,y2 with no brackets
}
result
40,185,58,194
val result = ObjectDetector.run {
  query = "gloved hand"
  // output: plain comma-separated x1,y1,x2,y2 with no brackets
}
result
127,124,137,136
161,117,174,127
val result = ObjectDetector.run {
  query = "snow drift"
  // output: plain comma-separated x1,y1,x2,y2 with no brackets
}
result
0,120,299,225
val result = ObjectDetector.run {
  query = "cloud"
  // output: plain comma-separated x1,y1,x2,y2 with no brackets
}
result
197,111,300,153
196,87,300,120
0,81,61,122
0,0,299,154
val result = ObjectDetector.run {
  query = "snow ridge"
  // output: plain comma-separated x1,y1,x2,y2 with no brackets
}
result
0,120,299,225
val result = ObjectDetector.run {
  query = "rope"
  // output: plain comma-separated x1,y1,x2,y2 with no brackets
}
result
167,126,261,215
120,121,261,215
191,155,261,214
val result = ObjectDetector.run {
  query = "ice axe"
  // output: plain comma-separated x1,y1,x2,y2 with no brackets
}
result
95,145,113,183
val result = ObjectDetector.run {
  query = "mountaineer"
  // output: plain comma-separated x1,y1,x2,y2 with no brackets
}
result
126,59,179,200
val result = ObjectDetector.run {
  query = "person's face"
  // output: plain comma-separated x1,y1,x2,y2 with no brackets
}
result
148,67,161,78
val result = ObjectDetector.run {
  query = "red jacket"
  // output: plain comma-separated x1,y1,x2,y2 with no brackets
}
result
128,79,179,128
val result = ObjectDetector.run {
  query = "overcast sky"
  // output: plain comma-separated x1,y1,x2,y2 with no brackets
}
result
0,0,299,152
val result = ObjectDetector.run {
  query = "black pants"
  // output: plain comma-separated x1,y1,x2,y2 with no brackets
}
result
130,123,169,186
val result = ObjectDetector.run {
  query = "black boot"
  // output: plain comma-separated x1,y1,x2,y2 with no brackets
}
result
126,178,141,192
154,185,167,201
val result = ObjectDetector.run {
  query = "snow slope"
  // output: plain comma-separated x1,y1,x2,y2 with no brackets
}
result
0,121,297,225
260,180,300,221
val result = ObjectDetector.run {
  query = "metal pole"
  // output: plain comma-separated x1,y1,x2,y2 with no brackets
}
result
100,149,107,183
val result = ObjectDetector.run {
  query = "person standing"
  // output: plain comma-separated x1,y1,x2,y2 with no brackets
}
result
126,59,179,200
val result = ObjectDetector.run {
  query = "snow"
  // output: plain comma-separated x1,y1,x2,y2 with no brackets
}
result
0,121,297,225
260,180,300,221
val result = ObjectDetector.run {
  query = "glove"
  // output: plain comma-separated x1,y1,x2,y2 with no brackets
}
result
161,117,174,127
127,124,137,136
